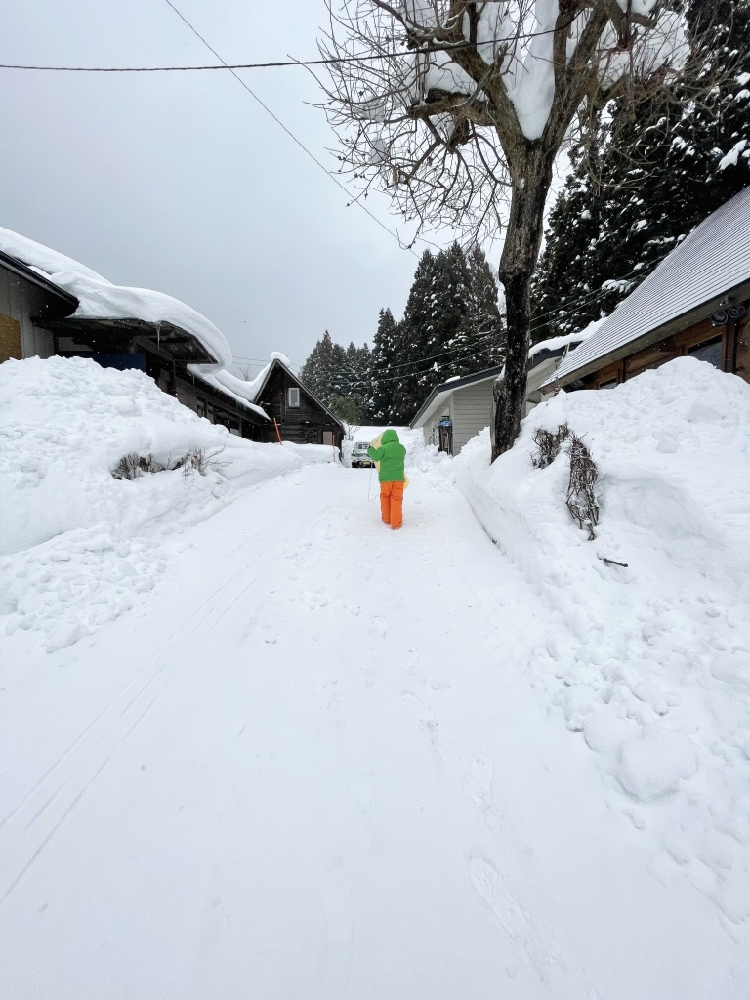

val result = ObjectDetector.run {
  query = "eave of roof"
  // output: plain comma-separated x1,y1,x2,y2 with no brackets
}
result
410,364,505,428
543,277,750,391
0,249,78,310
44,315,220,366
546,186,750,389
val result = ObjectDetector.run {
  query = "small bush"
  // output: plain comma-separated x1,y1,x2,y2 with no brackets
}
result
565,435,600,540
112,453,166,479
531,423,570,469
176,445,229,477
531,423,601,539
112,445,228,480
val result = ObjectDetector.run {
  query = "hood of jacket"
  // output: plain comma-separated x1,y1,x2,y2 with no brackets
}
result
381,429,399,445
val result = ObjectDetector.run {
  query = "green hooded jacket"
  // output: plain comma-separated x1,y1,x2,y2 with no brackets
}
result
368,429,406,483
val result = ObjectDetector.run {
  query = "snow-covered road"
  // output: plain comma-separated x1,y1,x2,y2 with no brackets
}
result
1,462,745,999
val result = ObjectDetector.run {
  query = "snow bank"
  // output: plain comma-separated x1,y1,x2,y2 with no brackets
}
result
0,357,319,651
0,227,232,370
453,358,750,926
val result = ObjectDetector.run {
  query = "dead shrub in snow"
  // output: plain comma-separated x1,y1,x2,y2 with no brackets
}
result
531,423,570,469
112,453,166,480
112,445,228,480
176,445,229,477
531,425,601,539
565,435,600,541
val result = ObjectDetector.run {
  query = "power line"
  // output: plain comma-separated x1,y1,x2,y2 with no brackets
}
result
321,251,674,392
161,0,430,259
0,22,577,74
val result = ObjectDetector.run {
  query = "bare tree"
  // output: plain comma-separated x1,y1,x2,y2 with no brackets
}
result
317,0,689,458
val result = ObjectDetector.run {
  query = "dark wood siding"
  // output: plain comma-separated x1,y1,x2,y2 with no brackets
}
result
255,367,343,447
577,310,749,390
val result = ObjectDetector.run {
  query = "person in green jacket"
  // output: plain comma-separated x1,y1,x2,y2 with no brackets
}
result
368,429,407,530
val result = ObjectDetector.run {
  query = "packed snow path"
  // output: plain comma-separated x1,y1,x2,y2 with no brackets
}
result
1,463,745,999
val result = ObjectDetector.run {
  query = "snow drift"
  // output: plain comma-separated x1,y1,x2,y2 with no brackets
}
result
453,358,750,927
0,356,331,651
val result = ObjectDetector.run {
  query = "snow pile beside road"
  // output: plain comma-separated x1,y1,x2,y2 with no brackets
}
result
454,357,750,927
0,356,309,651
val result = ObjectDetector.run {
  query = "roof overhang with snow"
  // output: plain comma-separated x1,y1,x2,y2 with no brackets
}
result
544,186,750,391
0,249,78,310
409,364,505,429
0,226,233,370
48,315,223,367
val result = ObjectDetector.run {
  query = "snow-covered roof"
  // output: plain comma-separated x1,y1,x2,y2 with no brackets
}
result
187,365,270,420
529,322,604,361
410,329,597,429
547,186,750,388
189,353,345,430
0,226,232,370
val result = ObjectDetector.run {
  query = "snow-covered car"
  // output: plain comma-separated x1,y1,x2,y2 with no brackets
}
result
351,441,373,469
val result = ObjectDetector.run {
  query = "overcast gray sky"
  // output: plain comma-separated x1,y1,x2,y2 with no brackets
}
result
0,1,451,376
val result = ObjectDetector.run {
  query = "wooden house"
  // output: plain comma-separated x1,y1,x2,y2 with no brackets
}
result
410,337,583,455
543,186,750,395
249,357,344,448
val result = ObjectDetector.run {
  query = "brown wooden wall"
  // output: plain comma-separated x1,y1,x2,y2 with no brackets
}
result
579,311,750,390
255,366,343,447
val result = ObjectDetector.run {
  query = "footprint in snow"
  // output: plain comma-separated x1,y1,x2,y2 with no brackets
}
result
400,691,437,730
468,757,495,814
469,855,569,989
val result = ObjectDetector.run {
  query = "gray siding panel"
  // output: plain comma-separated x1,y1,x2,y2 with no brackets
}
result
452,380,493,453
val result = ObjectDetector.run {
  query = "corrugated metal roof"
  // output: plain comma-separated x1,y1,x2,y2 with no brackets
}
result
547,185,750,387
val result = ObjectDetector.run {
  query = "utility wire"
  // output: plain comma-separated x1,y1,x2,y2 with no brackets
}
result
0,22,579,73
320,251,674,392
161,0,435,259
160,0,418,257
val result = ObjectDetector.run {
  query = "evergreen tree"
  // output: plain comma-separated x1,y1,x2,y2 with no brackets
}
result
464,244,506,369
390,249,437,423
300,330,337,402
369,307,401,422
531,0,750,342
302,244,505,425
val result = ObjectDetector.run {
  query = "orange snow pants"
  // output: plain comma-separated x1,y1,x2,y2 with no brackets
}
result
380,480,404,529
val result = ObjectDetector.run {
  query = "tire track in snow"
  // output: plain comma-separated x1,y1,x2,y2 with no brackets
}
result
0,490,336,909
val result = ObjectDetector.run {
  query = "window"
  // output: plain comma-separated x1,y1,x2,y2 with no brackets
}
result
287,387,300,407
599,379,617,390
687,336,722,369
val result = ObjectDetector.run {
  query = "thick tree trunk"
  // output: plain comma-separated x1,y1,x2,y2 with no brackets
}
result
491,151,554,462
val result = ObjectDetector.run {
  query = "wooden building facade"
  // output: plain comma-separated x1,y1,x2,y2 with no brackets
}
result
0,249,77,363
252,359,345,448
545,187,750,395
